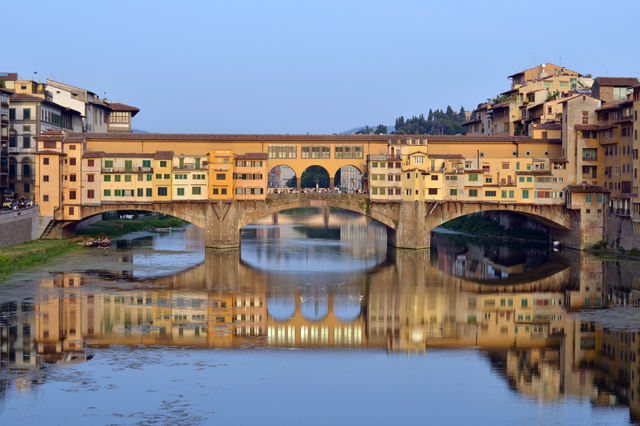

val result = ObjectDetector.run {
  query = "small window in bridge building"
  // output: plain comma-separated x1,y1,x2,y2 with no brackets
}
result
177,188,185,196
469,189,478,197
88,174,94,182
146,188,152,197
70,174,76,182
160,161,167,167
68,207,74,215
104,189,111,196
88,190,94,199
87,159,95,167
431,175,438,181
43,175,49,182
222,188,227,195
43,195,49,202
192,187,201,195
217,174,226,180
43,157,49,165
213,188,219,195
158,187,168,196
70,158,76,166
137,188,143,197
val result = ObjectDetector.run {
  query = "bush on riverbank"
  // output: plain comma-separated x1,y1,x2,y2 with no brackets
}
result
0,240,82,280
76,215,187,238
440,213,548,242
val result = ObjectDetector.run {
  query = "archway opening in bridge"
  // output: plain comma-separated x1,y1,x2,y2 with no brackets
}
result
300,287,329,321
268,165,297,189
299,165,330,189
333,291,362,322
267,293,296,321
334,165,363,190
435,211,555,243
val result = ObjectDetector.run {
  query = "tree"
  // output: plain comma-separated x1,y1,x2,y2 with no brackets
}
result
428,109,433,121
488,94,509,104
355,125,372,135
445,105,454,117
374,124,388,135
459,106,465,117
299,166,329,188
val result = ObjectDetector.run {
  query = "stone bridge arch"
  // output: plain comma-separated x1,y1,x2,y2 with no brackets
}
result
79,202,208,230
236,193,399,231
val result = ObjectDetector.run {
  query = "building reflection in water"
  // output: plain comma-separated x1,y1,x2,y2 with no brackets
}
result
3,221,640,419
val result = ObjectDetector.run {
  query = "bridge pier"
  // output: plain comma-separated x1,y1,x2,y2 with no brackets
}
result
386,201,431,250
205,201,241,249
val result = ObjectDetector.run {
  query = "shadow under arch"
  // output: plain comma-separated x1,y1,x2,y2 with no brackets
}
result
334,164,363,190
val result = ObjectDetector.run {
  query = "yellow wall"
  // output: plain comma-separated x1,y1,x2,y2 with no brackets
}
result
208,150,234,199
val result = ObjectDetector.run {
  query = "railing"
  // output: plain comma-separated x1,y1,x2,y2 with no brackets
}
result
582,157,597,161
102,167,154,173
615,208,631,216
174,164,200,170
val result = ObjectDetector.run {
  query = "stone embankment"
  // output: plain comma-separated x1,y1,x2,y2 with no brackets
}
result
0,205,40,249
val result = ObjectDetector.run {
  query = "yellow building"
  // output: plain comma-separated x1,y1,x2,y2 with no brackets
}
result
99,153,156,203
207,149,234,199
152,151,174,202
172,154,208,201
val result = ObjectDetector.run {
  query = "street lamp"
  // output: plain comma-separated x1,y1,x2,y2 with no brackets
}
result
315,177,319,193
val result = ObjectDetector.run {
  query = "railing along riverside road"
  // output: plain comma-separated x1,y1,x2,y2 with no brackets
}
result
265,192,369,201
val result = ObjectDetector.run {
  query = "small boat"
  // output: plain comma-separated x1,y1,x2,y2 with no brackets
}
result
151,227,171,232
552,240,561,252
84,237,111,248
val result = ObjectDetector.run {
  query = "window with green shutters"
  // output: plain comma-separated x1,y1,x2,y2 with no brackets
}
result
114,189,122,196
124,175,132,182
192,187,201,195
105,160,113,168
527,177,532,183
114,175,121,182
143,160,151,168
597,193,603,203
521,299,528,307
469,189,478,197
125,160,132,172
501,190,507,198
177,188,185,196
146,188,152,197
195,158,201,169
104,175,111,182
509,190,514,198
468,174,478,182
9,109,15,119
163,174,170,179
450,189,457,196
138,174,143,181
516,163,520,170
156,174,162,179
586,194,592,203
23,108,31,119
103,189,111,196
508,299,513,307
147,174,152,181
137,188,143,197
160,161,167,167
522,190,529,199
485,191,496,197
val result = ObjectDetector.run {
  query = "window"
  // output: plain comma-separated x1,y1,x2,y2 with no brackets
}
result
104,175,111,182
431,175,438,181
155,173,162,179
469,189,478,197
114,189,122,196
158,187,168,196
163,174,170,179
177,188,185,196
109,111,130,123
586,194,592,203
43,157,49,166
23,136,31,148
114,175,121,182
87,189,95,199
221,188,227,195
159,160,167,167
143,160,151,168
485,191,496,197
68,207,74,215
146,188,152,197
9,108,15,119
104,160,113,168
23,108,31,119
521,298,528,307
450,189,457,196
104,189,111,196
216,173,225,180
468,174,478,182
428,188,438,195
414,156,424,164
147,174,152,181
43,195,49,202
509,190,514,198
69,174,76,182
527,177,532,183
43,175,49,182
124,175,132,182
192,187,201,195
522,190,529,199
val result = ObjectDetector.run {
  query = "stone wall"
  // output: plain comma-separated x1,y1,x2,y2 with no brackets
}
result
605,214,640,251
0,205,40,248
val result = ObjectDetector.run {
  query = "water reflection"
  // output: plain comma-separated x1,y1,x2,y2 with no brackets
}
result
2,211,640,422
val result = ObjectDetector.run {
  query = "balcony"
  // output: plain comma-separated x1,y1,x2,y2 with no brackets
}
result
615,208,631,216
174,164,200,170
102,167,153,173
582,157,597,162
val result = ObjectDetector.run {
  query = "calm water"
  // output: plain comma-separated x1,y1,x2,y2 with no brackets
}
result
1,208,640,425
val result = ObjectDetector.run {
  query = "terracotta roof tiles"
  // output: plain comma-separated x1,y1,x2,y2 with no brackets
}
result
154,151,174,159
83,151,106,158
33,150,67,156
427,154,464,159
106,102,140,117
594,77,640,87
567,185,610,193
236,153,268,160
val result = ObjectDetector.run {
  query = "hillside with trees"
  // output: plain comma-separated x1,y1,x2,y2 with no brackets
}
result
393,106,467,135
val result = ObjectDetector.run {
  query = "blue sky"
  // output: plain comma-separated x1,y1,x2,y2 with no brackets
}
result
6,0,640,134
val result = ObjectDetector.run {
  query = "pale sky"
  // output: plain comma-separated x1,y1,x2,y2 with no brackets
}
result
7,0,640,134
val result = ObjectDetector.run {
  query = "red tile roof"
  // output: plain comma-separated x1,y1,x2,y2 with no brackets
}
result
10,93,45,102
106,102,140,117
154,151,174,159
550,158,569,163
83,151,106,158
33,150,67,156
574,125,600,131
515,171,553,176
101,153,156,158
567,185,610,193
236,153,268,159
0,73,18,81
427,154,464,159
594,77,640,87
534,123,562,130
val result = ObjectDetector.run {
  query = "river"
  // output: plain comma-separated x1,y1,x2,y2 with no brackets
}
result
1,208,639,425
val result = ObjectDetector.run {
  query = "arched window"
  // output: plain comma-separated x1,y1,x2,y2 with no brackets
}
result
8,156,16,178
22,158,31,178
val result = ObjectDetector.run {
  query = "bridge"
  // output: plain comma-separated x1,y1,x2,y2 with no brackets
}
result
34,131,607,250
54,192,589,249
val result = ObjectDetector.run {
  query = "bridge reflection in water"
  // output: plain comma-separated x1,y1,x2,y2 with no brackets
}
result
3,237,640,416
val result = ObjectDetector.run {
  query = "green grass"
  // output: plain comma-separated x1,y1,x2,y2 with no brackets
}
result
0,239,83,280
76,215,187,238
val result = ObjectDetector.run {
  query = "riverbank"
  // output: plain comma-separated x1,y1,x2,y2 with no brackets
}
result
0,239,83,280
76,215,187,238
439,213,548,243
